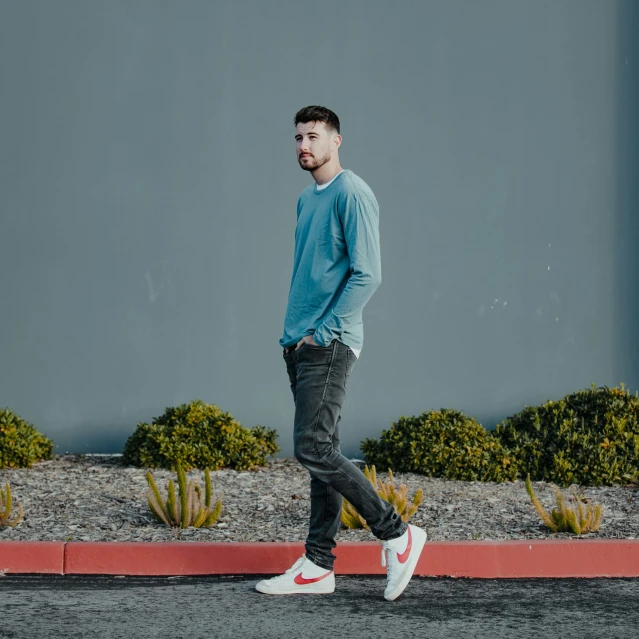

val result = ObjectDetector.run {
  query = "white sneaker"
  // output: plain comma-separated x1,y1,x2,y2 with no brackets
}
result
255,555,335,595
381,524,427,601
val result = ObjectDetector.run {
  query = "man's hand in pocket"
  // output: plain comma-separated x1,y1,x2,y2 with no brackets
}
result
295,335,319,351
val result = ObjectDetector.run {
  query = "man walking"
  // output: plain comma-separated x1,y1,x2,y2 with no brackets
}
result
255,106,427,601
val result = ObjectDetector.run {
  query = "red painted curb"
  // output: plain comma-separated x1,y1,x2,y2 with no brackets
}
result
64,541,305,576
418,539,639,578
0,541,65,574
0,539,636,578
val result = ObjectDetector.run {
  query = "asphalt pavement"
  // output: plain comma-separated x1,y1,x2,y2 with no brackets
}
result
1,574,637,639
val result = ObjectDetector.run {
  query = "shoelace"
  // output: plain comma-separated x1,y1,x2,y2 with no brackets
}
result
380,544,397,568
270,556,306,582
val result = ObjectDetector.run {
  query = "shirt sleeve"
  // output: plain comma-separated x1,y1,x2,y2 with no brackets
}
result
313,190,382,346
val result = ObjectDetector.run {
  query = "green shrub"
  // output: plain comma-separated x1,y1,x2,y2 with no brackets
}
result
121,399,279,471
361,409,518,482
493,384,639,487
0,408,55,469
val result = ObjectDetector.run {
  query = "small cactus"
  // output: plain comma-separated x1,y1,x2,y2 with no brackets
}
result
0,482,23,527
341,465,423,529
145,463,222,529
525,473,603,534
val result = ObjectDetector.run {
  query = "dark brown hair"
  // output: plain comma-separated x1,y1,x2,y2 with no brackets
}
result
294,105,340,135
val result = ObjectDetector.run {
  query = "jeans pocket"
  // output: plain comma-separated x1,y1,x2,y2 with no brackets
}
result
306,339,335,349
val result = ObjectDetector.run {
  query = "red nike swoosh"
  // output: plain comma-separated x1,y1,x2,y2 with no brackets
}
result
293,571,332,585
397,527,413,564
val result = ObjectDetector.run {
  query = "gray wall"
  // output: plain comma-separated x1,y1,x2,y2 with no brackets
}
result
1,0,637,458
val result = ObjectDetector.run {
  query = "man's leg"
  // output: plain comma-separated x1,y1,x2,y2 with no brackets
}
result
306,415,343,569
291,339,406,570
284,345,343,568
253,346,339,595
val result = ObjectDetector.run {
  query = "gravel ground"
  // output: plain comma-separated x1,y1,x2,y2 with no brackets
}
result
0,454,638,542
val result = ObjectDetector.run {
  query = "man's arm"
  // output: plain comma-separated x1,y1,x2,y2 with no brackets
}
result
312,190,382,347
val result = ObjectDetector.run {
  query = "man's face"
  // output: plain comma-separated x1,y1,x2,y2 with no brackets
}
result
295,121,340,171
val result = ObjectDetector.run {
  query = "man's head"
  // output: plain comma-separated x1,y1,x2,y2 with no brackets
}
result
294,106,342,173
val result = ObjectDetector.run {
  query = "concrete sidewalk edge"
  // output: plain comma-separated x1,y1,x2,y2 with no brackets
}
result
1,540,638,578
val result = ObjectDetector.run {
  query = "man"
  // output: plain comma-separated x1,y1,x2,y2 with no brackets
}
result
255,106,427,601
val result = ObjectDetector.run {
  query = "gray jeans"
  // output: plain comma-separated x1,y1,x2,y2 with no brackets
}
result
283,338,406,570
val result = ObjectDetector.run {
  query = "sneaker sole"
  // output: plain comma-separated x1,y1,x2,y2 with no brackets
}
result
255,574,336,595
255,583,335,595
384,527,427,602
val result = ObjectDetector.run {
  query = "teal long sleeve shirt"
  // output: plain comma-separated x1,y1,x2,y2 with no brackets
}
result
279,169,382,353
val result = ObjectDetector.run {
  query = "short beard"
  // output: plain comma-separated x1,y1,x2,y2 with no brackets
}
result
299,152,331,172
